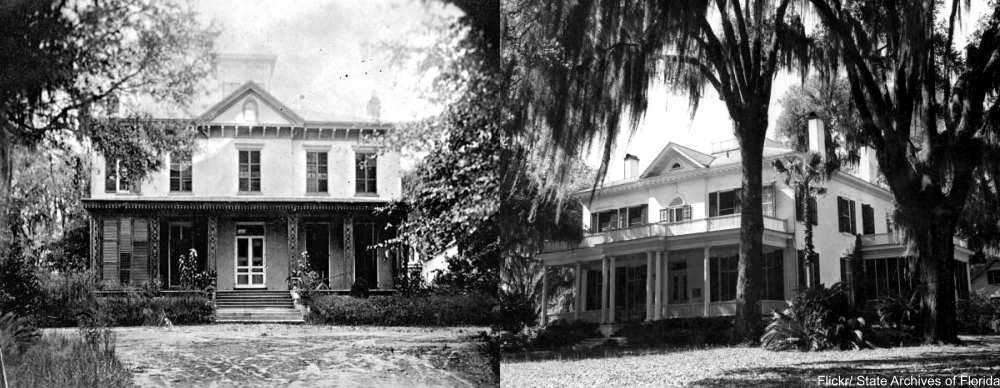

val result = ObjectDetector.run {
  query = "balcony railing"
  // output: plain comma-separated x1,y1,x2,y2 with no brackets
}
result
542,214,787,252
860,232,969,248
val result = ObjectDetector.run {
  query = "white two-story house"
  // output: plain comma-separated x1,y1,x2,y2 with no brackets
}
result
83,55,403,293
537,117,973,329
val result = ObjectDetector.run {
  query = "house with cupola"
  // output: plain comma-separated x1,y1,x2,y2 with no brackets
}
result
536,116,973,333
82,54,404,311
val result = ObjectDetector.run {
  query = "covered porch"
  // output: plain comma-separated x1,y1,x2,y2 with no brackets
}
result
538,225,796,327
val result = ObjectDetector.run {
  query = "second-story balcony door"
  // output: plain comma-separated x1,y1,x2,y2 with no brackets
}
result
235,225,266,288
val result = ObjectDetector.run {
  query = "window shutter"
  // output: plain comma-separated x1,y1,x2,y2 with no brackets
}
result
609,211,618,230
795,187,804,222
102,218,119,286
640,206,648,224
849,200,857,234
619,208,628,228
590,213,599,233
683,205,692,221
709,192,718,217
119,218,133,285
809,198,818,225
862,205,875,235
837,197,847,232
659,209,668,223
132,219,149,283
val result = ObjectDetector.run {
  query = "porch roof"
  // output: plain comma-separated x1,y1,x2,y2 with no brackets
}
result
82,197,394,214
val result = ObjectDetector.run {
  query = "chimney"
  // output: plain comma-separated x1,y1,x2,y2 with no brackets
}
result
366,91,381,121
807,112,826,158
624,153,640,179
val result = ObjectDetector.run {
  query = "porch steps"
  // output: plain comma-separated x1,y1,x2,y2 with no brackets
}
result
215,291,304,323
574,337,628,350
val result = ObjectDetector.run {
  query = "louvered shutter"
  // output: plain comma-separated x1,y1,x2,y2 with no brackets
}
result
102,218,119,286
837,197,847,232
119,218,133,284
683,205,692,221
132,219,149,283
709,192,718,217
590,213,598,233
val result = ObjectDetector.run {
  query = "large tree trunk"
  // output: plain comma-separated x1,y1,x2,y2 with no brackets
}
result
0,124,11,261
734,121,766,343
915,217,960,344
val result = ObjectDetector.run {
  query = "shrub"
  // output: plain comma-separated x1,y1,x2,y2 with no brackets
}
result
0,311,40,355
307,293,495,326
3,327,132,388
34,269,100,327
761,283,875,351
876,291,920,330
957,290,1000,334
616,316,734,349
496,290,536,333
350,278,371,298
96,295,213,326
527,320,599,349
0,249,41,317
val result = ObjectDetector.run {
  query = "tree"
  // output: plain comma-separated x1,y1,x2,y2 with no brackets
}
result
774,77,864,172
0,0,216,257
772,152,828,288
807,0,1000,343
505,0,812,341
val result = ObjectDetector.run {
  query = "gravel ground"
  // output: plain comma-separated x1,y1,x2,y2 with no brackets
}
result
500,335,1000,387
49,324,495,388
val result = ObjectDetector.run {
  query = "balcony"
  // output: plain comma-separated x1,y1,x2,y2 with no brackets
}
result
860,233,968,248
543,214,788,252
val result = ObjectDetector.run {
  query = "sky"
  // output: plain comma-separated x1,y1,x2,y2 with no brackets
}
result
192,0,463,124
590,0,992,182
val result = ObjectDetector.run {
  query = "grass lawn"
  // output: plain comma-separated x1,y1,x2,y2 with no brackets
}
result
500,335,1000,387
47,324,495,388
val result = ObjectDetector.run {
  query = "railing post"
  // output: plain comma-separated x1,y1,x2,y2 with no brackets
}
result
574,262,582,321
601,256,609,323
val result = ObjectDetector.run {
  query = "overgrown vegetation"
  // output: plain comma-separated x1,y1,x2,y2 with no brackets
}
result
525,320,599,349
1,312,133,388
762,283,876,351
306,293,494,326
95,295,214,327
957,290,1000,334
616,317,735,349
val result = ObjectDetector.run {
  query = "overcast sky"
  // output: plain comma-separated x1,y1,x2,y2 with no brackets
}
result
193,0,462,123
591,0,992,182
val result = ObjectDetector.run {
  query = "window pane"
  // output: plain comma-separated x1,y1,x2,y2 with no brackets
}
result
239,151,248,164
250,151,260,164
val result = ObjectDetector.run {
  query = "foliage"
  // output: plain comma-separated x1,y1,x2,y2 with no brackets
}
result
0,244,41,318
95,295,213,327
0,311,40,356
34,269,100,328
350,278,371,298
808,0,1000,343
762,283,875,351
306,293,495,326
42,217,90,273
956,290,1000,334
139,278,164,299
772,152,829,288
526,320,599,349
497,289,537,333
0,0,217,255
177,249,215,291
616,317,735,349
876,292,921,330
2,327,132,388
774,77,863,170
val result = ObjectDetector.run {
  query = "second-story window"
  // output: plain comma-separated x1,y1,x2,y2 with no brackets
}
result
660,198,691,223
239,150,261,192
837,196,857,234
355,152,377,194
170,154,192,192
708,188,741,217
306,152,328,193
861,204,875,235
104,158,131,193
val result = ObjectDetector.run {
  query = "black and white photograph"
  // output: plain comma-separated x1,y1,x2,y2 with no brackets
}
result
0,0,499,386
500,0,1000,387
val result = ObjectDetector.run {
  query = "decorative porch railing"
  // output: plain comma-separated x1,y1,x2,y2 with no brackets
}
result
543,214,788,252
860,233,968,248
546,299,792,324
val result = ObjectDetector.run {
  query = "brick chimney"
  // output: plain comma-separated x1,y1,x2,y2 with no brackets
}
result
807,112,826,159
624,153,640,179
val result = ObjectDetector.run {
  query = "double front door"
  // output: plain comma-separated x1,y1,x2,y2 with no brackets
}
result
235,224,266,288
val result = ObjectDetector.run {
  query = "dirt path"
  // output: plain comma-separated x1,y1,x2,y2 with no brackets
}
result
53,324,493,387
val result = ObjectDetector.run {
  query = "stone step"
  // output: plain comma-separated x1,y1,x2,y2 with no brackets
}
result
216,299,294,304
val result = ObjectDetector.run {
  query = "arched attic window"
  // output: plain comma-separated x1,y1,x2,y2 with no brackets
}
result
670,162,682,170
660,197,692,223
243,98,258,123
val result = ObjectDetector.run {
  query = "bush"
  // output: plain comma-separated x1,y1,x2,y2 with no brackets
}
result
496,290,536,333
350,278,371,298
0,249,41,317
0,311,40,355
2,327,132,388
957,290,1000,334
307,293,495,326
616,316,734,349
35,269,100,327
876,291,920,330
527,319,599,349
761,283,875,351
96,295,214,326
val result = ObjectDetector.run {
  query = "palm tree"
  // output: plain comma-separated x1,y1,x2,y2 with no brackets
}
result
806,0,1000,343
772,152,828,289
505,0,812,341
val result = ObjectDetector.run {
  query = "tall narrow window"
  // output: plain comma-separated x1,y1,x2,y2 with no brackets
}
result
104,158,131,193
708,188,742,217
243,98,258,123
660,198,692,223
239,150,261,192
762,184,775,217
355,152,377,194
170,154,192,192
762,249,784,300
837,196,857,234
710,252,739,302
794,186,819,225
306,152,328,193
861,204,875,235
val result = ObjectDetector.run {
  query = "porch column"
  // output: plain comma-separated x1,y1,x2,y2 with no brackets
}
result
609,256,617,323
540,264,549,326
645,252,654,321
149,217,160,280
574,262,582,320
207,216,218,272
288,216,300,287
601,256,609,323
581,269,588,311
703,246,711,317
655,250,664,320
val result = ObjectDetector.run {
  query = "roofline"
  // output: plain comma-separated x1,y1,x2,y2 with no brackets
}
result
198,81,305,125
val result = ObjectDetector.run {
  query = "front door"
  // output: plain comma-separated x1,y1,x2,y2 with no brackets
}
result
235,224,266,288
168,223,193,288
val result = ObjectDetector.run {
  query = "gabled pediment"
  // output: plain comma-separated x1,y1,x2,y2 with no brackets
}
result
640,143,715,178
200,81,304,126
